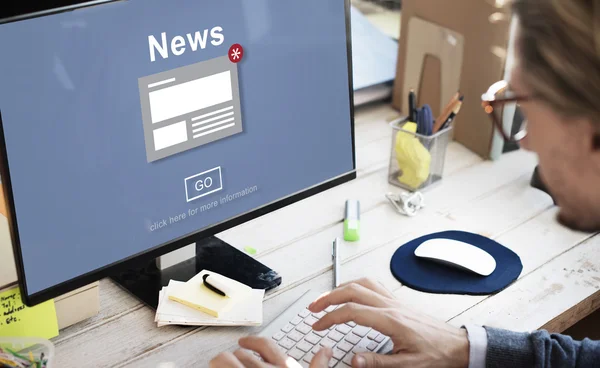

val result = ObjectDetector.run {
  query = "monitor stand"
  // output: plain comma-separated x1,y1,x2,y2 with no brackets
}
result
110,236,281,309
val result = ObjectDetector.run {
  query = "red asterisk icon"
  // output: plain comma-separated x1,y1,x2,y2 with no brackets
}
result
228,44,244,63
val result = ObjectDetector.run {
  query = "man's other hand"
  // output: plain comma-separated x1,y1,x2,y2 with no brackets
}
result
209,336,332,367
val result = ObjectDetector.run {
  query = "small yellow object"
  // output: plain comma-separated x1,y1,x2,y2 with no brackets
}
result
394,122,431,188
0,286,59,339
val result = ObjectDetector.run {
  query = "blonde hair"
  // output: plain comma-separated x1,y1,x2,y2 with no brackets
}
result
512,0,600,119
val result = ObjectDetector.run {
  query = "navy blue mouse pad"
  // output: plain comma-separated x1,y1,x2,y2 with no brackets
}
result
390,231,523,295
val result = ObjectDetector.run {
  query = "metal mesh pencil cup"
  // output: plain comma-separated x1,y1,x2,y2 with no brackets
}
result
388,117,453,191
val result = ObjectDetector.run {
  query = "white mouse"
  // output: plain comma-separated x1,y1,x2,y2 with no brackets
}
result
414,238,496,276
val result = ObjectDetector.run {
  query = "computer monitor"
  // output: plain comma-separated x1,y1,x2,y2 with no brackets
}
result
0,0,356,306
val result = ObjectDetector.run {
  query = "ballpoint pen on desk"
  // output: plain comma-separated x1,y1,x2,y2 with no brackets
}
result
332,237,340,289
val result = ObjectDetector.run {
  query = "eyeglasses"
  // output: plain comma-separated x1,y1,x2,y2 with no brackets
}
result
481,80,531,142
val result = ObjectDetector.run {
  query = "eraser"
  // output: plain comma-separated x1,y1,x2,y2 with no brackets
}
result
344,199,360,242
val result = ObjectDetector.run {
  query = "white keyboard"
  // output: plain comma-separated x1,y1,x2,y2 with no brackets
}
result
258,290,391,367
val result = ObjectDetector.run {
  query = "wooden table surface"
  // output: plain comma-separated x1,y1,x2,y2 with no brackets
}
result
52,102,600,367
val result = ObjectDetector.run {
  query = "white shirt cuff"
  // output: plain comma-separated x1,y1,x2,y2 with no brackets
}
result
462,324,488,368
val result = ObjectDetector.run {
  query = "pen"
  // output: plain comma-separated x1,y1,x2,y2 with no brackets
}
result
408,89,417,122
440,97,464,131
332,237,340,289
433,92,460,133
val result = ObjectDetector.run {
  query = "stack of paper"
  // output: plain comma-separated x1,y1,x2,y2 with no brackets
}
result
155,270,264,327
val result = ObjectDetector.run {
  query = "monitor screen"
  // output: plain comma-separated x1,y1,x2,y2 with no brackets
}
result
0,0,355,304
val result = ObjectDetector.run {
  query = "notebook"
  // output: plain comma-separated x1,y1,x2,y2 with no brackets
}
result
167,270,253,317
155,280,264,327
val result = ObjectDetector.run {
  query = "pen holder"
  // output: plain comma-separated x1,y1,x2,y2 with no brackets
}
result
388,117,453,192
0,337,55,368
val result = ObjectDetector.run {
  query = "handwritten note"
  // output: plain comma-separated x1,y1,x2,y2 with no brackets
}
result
0,286,58,339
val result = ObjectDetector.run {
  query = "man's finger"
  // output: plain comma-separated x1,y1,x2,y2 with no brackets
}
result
312,303,391,334
208,352,245,368
308,283,391,313
233,349,267,368
338,278,395,299
239,336,287,365
353,352,403,368
309,347,333,368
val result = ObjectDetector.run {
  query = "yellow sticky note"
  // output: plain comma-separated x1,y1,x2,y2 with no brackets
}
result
0,286,58,339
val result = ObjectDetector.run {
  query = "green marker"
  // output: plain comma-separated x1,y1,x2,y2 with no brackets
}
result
343,199,360,242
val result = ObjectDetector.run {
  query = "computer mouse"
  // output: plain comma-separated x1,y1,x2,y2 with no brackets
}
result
414,238,496,276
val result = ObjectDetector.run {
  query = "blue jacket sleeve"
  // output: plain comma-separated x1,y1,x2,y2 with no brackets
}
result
485,326,600,367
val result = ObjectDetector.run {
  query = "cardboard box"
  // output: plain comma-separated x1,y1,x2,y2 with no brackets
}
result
392,0,512,159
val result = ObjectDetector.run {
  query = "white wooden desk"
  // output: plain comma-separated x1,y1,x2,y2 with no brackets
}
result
52,102,600,367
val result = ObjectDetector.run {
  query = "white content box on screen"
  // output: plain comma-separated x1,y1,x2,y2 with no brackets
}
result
138,55,244,163
153,121,188,150
149,71,233,124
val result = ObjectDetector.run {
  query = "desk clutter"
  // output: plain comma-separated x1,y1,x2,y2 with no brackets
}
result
388,90,464,191
0,337,54,368
155,270,264,327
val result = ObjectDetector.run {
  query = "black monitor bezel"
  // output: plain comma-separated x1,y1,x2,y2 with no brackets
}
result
0,0,356,306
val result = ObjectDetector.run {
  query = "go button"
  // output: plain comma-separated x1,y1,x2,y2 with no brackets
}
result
184,166,223,202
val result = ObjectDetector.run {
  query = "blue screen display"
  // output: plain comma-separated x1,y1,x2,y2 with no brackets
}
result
0,0,354,295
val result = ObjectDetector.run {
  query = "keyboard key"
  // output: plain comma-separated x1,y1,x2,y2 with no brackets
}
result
329,325,336,330
272,331,286,341
288,331,304,342
335,362,350,368
375,334,385,343
332,348,346,360
336,324,352,335
296,323,312,335
328,330,344,342
367,330,379,340
325,305,337,313
299,309,311,318
314,329,329,337
291,316,303,325
279,338,295,350
352,344,368,354
303,352,315,363
328,359,338,368
345,334,361,345
305,333,321,345
320,338,336,348
282,324,294,333
346,321,357,328
300,361,310,368
352,326,370,337
288,348,305,360
312,311,326,319
336,341,353,353
343,353,354,365
297,340,314,353
304,316,318,326
367,341,379,351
